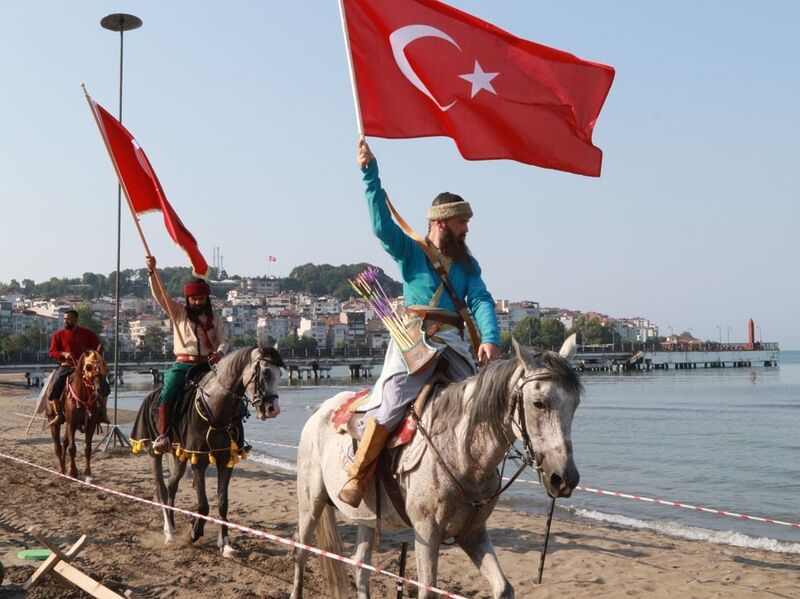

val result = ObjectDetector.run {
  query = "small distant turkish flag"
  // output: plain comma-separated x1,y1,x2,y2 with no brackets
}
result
88,97,210,278
343,0,615,176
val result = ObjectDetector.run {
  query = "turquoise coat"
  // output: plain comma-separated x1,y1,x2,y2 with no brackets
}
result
362,158,500,346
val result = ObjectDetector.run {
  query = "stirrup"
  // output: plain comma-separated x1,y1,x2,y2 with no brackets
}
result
152,434,171,453
48,413,64,426
338,477,365,508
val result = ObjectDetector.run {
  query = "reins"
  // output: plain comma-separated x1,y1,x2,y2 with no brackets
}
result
409,369,551,509
193,352,278,431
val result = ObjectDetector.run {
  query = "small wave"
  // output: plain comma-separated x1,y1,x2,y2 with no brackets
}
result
572,508,800,554
249,453,297,473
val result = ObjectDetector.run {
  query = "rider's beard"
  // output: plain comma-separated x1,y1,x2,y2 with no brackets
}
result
64,322,76,330
440,227,472,267
186,305,205,319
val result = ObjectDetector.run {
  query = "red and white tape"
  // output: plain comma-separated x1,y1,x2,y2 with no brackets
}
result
0,449,467,599
247,438,800,530
11,412,800,530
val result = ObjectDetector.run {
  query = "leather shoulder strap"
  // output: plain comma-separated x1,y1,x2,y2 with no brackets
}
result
383,193,481,355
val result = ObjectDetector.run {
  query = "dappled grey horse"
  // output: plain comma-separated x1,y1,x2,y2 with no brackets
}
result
131,346,284,556
291,335,582,599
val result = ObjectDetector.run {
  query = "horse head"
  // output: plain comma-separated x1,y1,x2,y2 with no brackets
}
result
510,334,582,498
79,350,108,397
244,346,285,420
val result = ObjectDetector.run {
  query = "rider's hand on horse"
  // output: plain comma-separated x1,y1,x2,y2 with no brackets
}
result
357,139,373,169
477,343,500,366
145,255,156,273
208,351,222,365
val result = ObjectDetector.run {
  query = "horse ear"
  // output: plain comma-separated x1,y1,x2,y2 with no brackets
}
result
559,334,578,364
511,337,524,361
261,346,286,370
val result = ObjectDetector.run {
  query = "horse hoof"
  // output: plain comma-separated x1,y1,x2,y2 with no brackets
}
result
221,545,236,558
85,476,93,484
164,535,175,545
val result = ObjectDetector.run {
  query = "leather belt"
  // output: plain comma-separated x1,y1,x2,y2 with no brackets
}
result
405,307,464,331
176,354,209,364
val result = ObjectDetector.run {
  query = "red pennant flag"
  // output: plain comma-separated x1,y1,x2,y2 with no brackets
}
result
343,0,615,176
89,99,210,278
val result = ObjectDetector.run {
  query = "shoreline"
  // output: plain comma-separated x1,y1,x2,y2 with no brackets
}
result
1,384,798,597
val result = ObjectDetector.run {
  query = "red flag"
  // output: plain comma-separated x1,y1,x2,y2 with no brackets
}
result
268,256,277,262
343,0,615,176
89,99,210,278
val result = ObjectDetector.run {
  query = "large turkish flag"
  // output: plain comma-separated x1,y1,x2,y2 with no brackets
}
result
343,0,615,176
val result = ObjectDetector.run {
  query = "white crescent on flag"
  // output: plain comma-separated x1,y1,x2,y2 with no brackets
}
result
389,24,500,111
389,24,461,111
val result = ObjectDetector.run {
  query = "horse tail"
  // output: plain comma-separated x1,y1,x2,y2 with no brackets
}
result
317,504,349,598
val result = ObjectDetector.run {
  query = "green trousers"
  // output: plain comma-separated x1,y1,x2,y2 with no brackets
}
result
156,362,195,406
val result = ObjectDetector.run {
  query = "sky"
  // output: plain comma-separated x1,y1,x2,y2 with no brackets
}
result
1,1,798,348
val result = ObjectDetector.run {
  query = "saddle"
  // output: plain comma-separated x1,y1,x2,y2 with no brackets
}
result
331,363,451,449
148,363,212,431
330,364,451,529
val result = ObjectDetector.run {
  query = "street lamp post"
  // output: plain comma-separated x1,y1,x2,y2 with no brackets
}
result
95,13,142,453
727,326,731,345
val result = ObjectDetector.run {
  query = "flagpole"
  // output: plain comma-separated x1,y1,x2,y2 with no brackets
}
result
338,0,364,136
94,13,143,452
83,85,186,348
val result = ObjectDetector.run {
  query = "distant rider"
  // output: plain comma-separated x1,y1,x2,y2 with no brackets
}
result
146,255,229,453
47,309,110,425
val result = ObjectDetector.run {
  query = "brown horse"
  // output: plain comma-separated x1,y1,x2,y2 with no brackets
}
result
47,350,108,481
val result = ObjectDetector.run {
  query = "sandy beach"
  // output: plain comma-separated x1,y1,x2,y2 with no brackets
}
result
0,375,798,598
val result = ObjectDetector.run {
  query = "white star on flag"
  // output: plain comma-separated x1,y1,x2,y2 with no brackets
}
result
458,60,499,98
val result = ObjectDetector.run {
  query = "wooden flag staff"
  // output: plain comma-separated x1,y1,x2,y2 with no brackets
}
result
82,84,185,347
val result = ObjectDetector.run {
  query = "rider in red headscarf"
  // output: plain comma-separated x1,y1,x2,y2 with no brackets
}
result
146,255,229,453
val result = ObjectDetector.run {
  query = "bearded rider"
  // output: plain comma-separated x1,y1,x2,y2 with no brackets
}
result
338,140,501,507
146,256,230,453
47,308,110,425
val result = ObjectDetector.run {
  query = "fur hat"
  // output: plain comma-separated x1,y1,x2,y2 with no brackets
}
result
427,192,473,221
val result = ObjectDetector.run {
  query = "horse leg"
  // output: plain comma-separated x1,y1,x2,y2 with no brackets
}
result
151,455,176,544
455,525,514,598
83,423,94,483
166,453,187,539
414,528,443,599
216,457,235,557
353,524,376,599
190,461,210,542
50,423,65,474
66,425,79,478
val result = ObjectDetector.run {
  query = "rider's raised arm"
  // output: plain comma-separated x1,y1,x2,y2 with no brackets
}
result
146,256,184,318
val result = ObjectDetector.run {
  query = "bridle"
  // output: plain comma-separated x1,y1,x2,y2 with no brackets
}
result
194,350,279,429
411,367,553,509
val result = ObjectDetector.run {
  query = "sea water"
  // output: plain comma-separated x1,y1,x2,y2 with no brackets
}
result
106,352,800,553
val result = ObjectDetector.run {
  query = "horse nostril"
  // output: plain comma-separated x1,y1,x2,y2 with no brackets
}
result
550,472,564,490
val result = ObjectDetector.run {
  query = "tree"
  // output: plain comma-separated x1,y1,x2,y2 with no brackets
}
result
75,304,104,340
538,318,566,349
277,335,297,351
568,316,612,345
512,317,540,347
229,332,257,348
142,327,167,353
295,336,319,352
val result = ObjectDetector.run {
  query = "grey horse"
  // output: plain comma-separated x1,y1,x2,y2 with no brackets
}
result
291,335,582,598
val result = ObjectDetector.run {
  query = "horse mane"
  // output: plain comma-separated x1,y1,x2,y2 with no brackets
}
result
215,346,257,380
427,349,582,462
